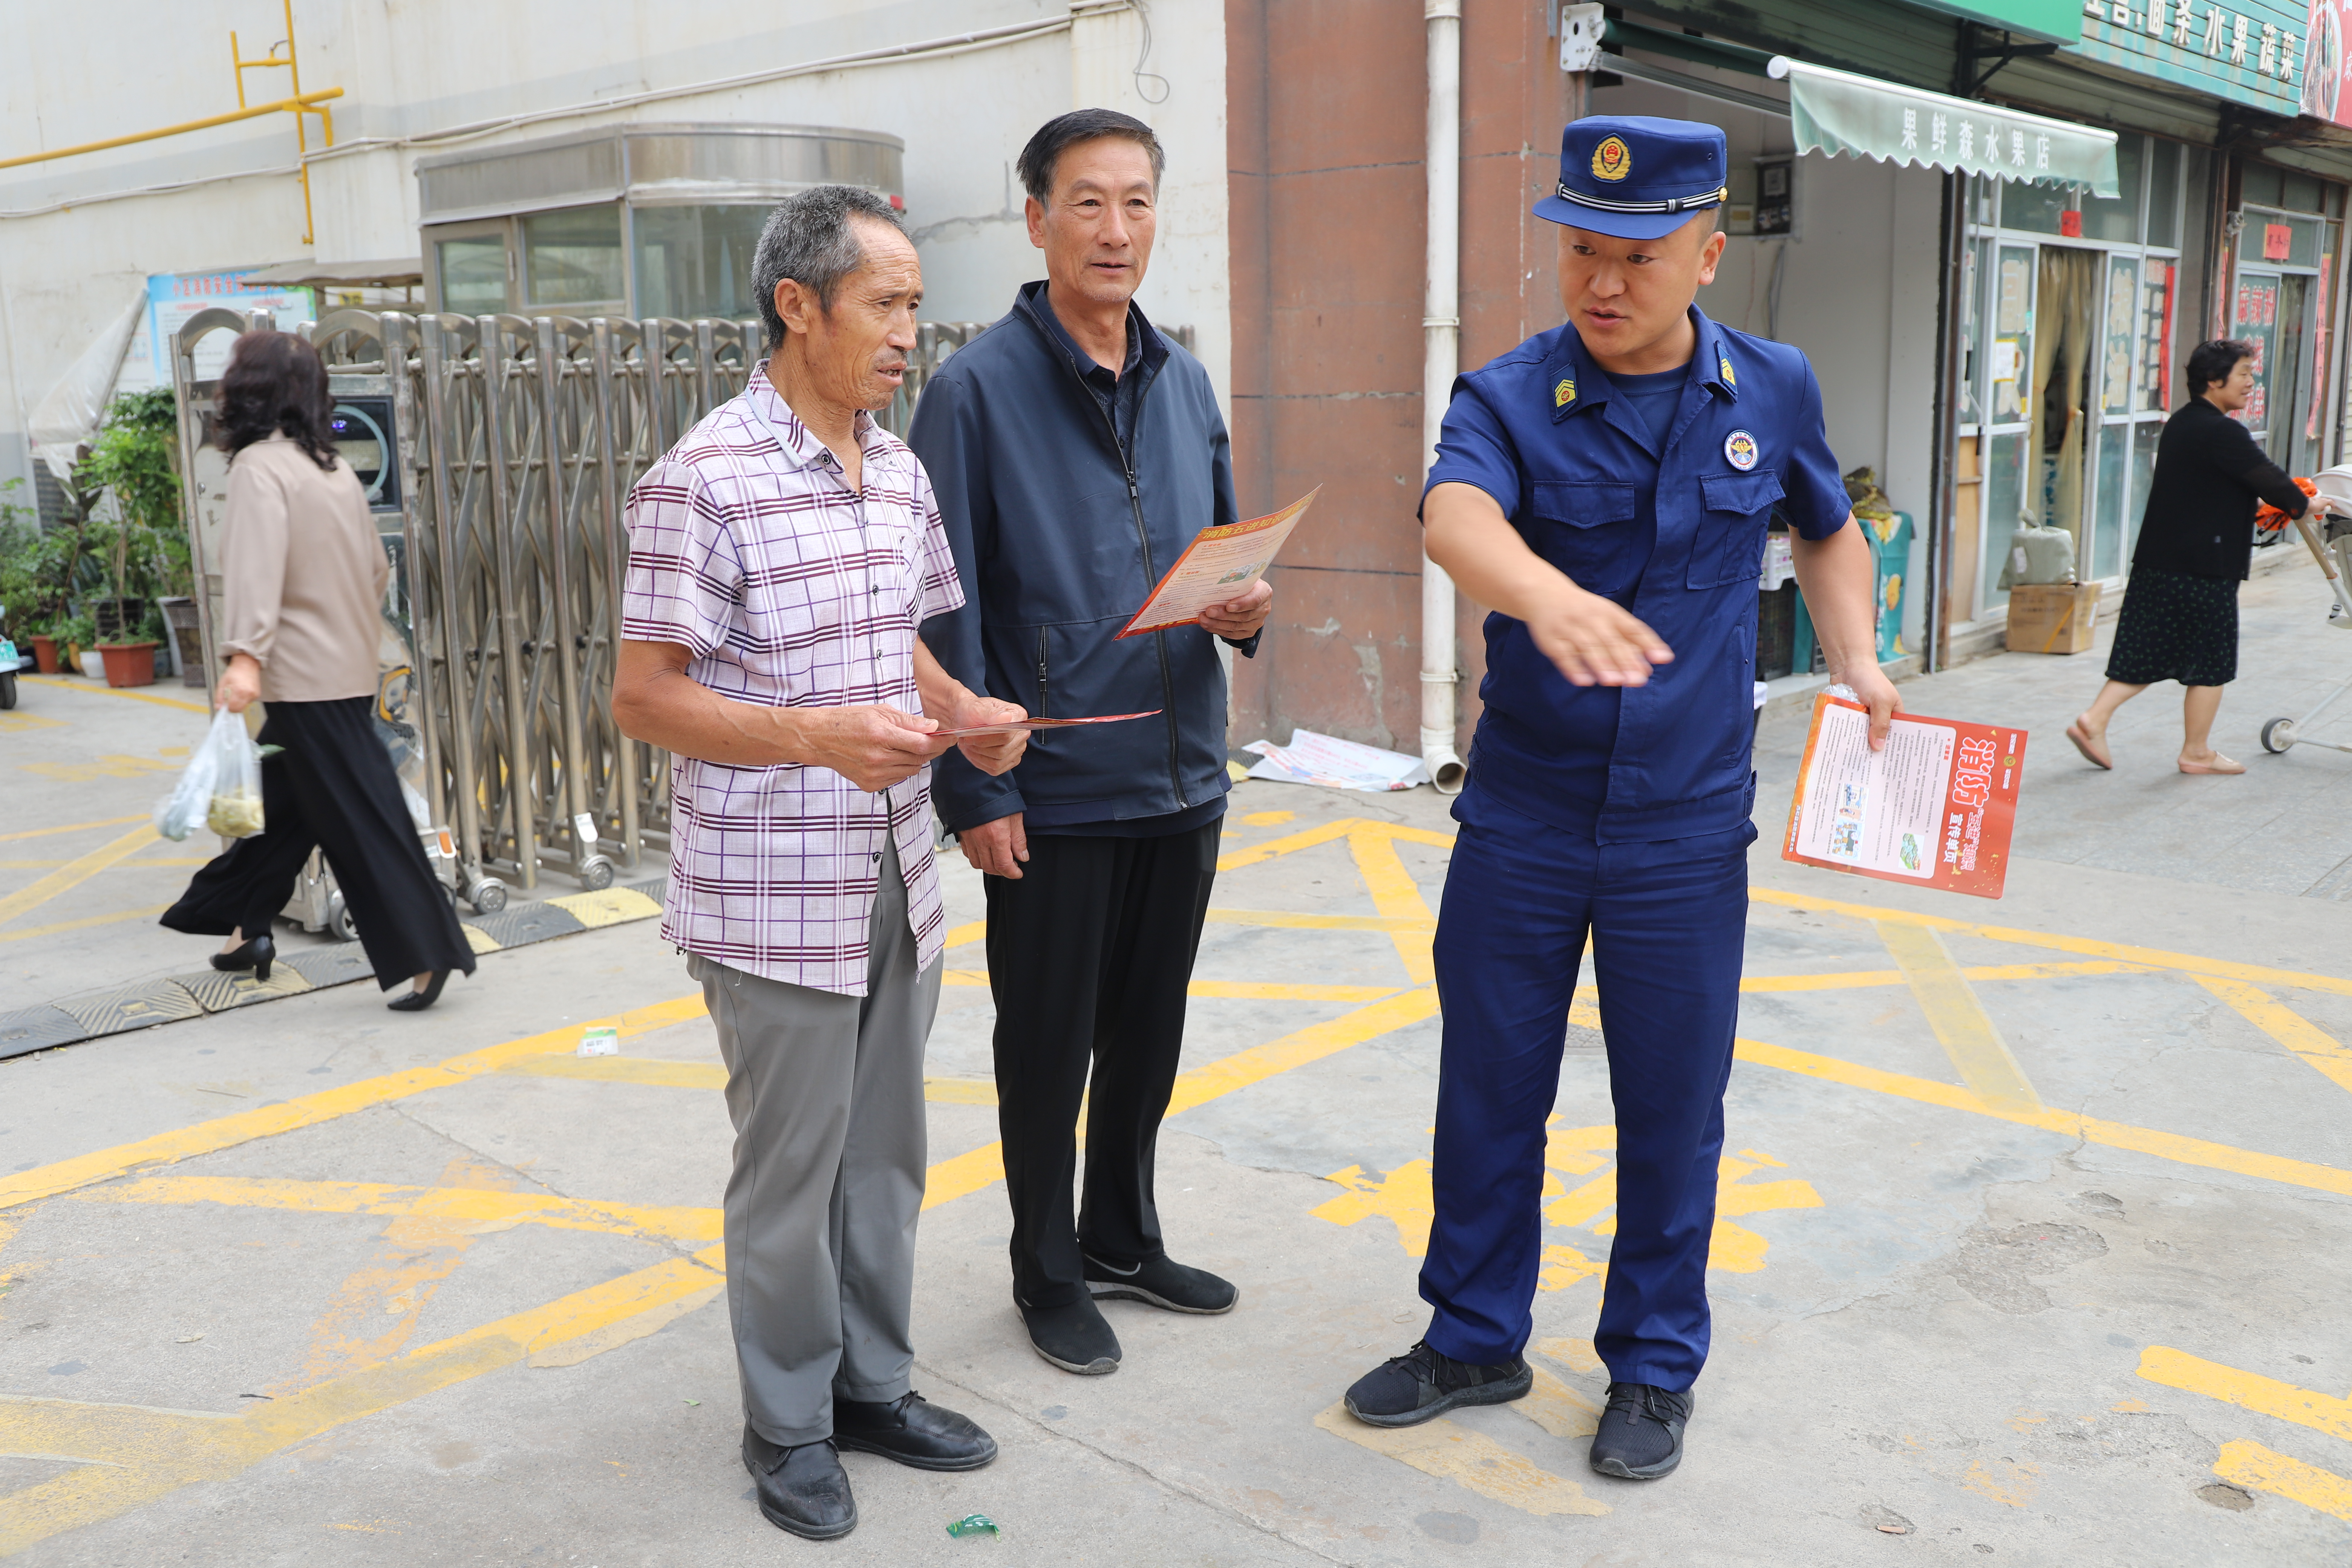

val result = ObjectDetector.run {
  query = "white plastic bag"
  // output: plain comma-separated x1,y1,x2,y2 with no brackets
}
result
154,709,265,841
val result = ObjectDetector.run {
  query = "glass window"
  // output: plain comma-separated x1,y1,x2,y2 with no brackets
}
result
1960,237,1989,427
632,205,772,322
2091,422,2130,580
2146,138,2182,249
2125,420,2159,562
2079,134,2144,244
2234,271,2282,435
2101,254,2139,415
522,205,625,310
1982,431,2027,612
2242,164,2285,208
2138,259,2177,413
2002,180,2070,236
436,235,508,315
2283,171,2323,212
1990,245,2036,427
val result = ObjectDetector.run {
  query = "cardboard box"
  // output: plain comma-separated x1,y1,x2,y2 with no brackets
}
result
2005,581,2103,654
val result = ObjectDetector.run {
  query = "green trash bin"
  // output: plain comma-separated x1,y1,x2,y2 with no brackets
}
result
1791,510,1914,674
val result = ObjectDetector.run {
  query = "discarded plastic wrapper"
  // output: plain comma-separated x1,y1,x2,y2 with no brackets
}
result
1243,729,1430,792
945,1513,999,1538
576,1027,620,1058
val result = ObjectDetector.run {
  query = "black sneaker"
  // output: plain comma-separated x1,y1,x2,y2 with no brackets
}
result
1018,1292,1122,1375
1588,1381,1693,1480
1342,1341,1533,1428
1083,1250,1239,1314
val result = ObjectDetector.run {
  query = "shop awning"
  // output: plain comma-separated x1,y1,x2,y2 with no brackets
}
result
1766,57,2118,198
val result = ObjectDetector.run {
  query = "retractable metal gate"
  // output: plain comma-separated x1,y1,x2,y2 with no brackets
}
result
172,308,1001,910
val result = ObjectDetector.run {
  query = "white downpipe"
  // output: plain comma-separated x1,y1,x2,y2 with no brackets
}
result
1420,0,1467,793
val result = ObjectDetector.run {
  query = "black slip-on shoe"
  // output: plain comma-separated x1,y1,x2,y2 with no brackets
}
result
1343,1340,1533,1429
1083,1250,1239,1314
742,1426,857,1540
1588,1381,1694,1480
834,1391,998,1471
1017,1292,1122,1375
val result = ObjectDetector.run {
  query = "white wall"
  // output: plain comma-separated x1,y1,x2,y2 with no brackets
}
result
0,0,1230,491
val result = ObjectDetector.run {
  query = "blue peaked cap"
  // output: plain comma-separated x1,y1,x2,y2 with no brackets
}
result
1534,115,1729,240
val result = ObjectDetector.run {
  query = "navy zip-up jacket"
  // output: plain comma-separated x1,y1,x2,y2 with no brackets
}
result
911,282,1251,834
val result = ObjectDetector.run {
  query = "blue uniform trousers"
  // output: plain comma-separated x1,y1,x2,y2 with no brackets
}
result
1419,787,1753,1392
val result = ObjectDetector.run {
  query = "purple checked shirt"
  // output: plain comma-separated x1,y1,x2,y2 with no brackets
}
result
620,375,965,997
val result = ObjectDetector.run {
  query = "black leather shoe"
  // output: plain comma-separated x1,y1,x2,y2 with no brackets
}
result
211,934,274,982
742,1426,856,1540
1343,1340,1532,1428
1017,1293,1121,1375
834,1391,998,1471
387,969,450,1012
1084,1250,1238,1314
1588,1381,1694,1480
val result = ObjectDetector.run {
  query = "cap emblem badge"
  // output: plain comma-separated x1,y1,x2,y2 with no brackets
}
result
1724,429,1759,471
1590,135,1632,182
1554,377,1576,408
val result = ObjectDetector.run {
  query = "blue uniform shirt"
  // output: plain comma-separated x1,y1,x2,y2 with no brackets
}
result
1426,305,1848,844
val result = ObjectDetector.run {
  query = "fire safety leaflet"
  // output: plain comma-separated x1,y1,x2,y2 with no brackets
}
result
1117,487,1321,638
1782,695,2026,900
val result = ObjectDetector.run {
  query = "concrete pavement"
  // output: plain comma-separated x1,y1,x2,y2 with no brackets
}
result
3,567,2352,1563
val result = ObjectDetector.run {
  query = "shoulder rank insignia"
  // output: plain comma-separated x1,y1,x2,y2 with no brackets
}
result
1718,354,1736,386
1554,377,1576,408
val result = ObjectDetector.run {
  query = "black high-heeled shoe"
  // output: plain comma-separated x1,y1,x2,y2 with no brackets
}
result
387,969,451,1012
211,934,274,983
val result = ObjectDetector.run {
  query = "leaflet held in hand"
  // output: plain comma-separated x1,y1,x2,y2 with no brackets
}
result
1782,694,2026,899
1117,487,1321,639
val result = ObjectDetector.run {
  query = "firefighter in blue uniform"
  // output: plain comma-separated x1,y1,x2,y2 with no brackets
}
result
1341,116,1900,1480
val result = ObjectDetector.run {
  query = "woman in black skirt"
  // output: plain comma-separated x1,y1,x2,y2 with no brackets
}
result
2067,338,2334,775
161,332,475,1009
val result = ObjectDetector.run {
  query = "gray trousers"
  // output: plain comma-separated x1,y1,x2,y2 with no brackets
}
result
689,839,941,1447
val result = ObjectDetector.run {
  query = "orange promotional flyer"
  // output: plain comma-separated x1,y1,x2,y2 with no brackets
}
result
1782,695,2026,900
1118,487,1320,638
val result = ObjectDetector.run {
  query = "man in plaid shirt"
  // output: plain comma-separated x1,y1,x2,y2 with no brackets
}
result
613,185,1025,1543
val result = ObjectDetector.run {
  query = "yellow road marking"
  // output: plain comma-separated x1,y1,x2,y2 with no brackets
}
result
1738,960,2152,993
543,887,662,928
1349,828,1436,984
938,969,1399,1003
1734,1036,2352,1199
1520,1363,1603,1439
0,814,148,844
0,710,67,732
0,858,206,868
17,674,209,713
945,919,985,950
0,1242,727,1552
921,1141,1010,1212
0,994,712,1212
1206,908,1434,935
0,824,160,929
2136,1346,2352,1441
75,1174,721,1246
1875,921,2041,1113
1534,1336,1604,1373
1754,885,2352,998
1311,1402,1608,1516
2213,1441,2352,1522
2191,976,2352,1097
0,903,172,946
496,1054,1001,1106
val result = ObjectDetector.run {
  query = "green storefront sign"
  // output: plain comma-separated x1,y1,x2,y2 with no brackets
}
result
1900,0,2086,44
2071,0,2316,119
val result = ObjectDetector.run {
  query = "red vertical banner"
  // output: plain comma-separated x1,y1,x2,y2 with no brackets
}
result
2311,253,2335,444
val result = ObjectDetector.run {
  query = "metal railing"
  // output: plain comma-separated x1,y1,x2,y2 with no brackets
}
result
172,307,1005,910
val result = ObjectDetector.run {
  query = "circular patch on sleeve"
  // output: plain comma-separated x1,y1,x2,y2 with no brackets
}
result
1724,430,1759,470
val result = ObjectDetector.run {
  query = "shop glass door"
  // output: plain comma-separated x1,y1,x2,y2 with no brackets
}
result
1980,243,2037,616
2235,207,2334,478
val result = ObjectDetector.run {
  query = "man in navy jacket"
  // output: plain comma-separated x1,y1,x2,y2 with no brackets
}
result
911,109,1271,1377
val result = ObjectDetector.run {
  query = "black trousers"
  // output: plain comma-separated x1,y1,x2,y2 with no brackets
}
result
984,821,1219,1308
161,697,476,991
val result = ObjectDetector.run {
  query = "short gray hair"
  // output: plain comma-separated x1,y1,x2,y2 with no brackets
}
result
751,185,906,351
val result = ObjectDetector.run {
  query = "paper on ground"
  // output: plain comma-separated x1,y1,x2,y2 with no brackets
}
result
1243,729,1430,791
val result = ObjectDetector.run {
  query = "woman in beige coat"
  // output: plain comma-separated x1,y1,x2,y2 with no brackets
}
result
161,331,474,1010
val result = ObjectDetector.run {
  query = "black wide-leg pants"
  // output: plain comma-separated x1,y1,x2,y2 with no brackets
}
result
161,696,476,992
983,821,1219,1308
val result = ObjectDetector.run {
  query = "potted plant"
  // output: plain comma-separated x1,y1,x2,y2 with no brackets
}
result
82,391,179,689
59,612,97,677
0,481,55,672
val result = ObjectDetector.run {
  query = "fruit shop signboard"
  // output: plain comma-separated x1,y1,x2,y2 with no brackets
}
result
2070,0,2352,124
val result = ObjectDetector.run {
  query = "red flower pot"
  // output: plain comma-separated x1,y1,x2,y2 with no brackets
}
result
96,641,158,689
29,635,58,674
